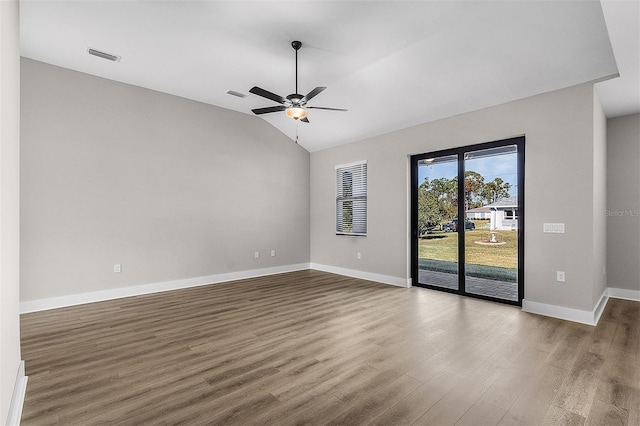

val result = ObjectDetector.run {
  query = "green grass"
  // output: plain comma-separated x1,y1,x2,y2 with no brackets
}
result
418,223,518,282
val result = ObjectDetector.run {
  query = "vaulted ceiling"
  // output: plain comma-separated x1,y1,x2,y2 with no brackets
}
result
20,1,637,152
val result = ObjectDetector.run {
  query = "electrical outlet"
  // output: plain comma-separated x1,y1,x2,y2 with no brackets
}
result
557,271,565,282
357,252,362,260
114,264,122,273
271,249,276,257
254,251,260,259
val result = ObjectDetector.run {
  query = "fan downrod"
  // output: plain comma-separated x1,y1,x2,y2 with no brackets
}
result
291,40,302,50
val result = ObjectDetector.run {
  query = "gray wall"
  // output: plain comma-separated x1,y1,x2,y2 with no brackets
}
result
0,0,22,421
592,88,607,305
606,113,640,291
21,58,310,301
310,82,605,312
19,57,632,314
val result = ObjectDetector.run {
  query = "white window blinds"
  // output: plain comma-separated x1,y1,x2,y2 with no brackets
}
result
336,160,367,236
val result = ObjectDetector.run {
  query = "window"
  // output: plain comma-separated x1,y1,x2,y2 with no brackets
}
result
336,160,367,236
505,209,518,219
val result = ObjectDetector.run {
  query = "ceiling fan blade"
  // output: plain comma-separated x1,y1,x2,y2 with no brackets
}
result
301,87,326,103
251,106,286,115
307,106,348,111
249,87,287,105
300,117,310,123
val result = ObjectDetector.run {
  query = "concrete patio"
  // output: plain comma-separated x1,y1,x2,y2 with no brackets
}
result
418,269,518,302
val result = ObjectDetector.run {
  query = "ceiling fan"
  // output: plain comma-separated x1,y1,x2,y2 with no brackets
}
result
249,41,347,123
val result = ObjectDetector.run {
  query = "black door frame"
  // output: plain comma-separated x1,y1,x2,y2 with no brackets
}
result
410,136,525,306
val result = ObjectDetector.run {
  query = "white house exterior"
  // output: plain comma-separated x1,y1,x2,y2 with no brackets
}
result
466,206,491,219
467,196,518,230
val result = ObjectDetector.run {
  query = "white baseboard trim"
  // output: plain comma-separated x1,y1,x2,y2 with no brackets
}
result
310,263,410,288
593,289,609,325
607,287,640,301
20,263,311,313
6,360,27,426
522,286,640,326
522,289,609,326
21,266,638,320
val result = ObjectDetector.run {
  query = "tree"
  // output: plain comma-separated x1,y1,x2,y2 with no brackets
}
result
418,171,510,232
417,178,441,233
417,176,458,233
482,177,512,204
464,171,485,210
427,177,456,219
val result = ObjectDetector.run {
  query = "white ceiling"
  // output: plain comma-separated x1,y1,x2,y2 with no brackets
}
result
20,1,636,152
595,0,640,119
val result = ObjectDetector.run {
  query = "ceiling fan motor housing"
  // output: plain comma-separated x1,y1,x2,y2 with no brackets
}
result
286,93,304,105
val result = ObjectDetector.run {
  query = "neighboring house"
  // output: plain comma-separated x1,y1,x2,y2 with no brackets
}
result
466,206,491,220
467,196,518,230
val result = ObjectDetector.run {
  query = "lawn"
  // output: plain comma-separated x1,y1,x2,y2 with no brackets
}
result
418,224,518,282
419,228,517,268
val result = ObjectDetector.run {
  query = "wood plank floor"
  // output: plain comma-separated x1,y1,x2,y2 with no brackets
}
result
20,270,640,425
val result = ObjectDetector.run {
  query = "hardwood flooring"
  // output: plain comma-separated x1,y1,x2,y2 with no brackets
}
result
20,270,640,425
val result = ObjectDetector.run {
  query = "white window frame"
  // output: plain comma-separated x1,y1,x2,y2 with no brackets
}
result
336,160,367,236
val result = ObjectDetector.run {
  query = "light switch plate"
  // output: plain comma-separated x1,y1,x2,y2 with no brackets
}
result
544,223,565,233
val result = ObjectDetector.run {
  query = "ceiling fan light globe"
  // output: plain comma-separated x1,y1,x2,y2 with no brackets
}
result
286,107,307,120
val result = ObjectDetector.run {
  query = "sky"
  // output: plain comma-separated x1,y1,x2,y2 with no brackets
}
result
418,153,518,196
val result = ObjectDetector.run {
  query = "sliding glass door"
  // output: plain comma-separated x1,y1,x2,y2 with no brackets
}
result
411,137,524,305
414,154,460,292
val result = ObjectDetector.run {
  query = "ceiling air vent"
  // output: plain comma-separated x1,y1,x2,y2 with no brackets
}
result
226,90,247,98
87,47,121,62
